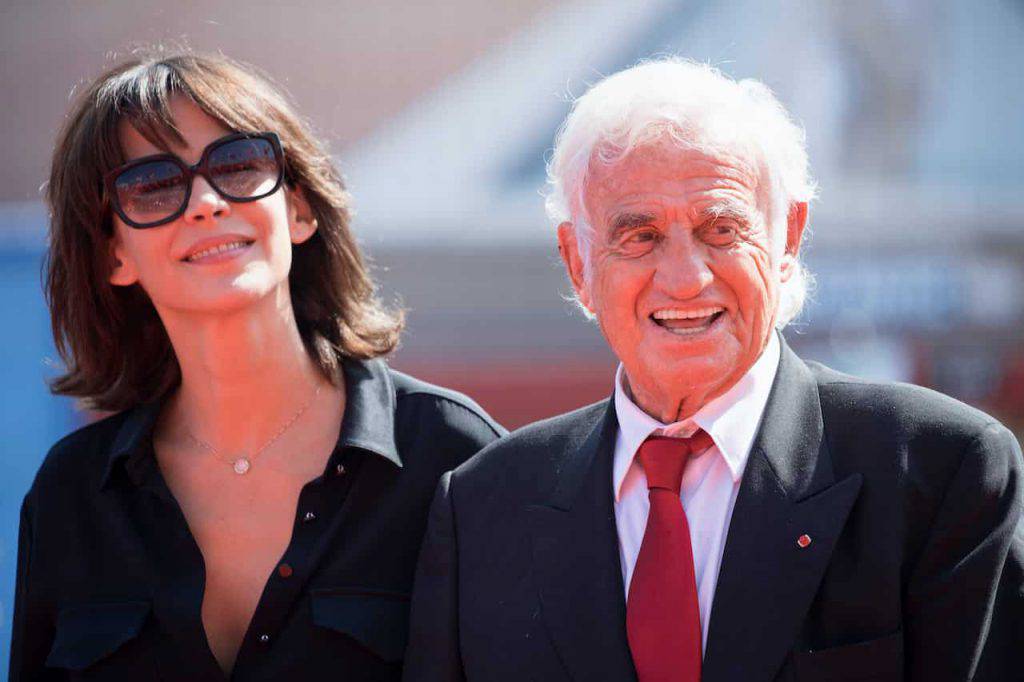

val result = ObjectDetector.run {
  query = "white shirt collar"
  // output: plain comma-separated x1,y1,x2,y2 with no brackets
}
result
612,332,782,500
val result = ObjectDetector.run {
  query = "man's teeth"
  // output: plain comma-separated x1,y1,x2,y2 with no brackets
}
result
651,306,723,335
185,241,250,262
651,306,724,320
663,325,710,336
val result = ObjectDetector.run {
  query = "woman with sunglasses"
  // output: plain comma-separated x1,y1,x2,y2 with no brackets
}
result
10,52,504,681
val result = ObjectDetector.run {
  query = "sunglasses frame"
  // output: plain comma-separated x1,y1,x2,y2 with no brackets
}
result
103,131,285,229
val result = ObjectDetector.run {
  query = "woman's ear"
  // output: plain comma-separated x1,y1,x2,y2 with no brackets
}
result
287,185,318,245
108,232,140,286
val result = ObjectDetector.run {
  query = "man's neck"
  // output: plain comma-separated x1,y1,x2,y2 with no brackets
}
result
622,335,776,424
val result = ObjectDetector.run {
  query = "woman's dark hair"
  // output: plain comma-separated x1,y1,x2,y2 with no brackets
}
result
45,51,403,411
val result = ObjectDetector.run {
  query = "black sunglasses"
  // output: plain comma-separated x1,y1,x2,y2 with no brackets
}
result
104,131,285,229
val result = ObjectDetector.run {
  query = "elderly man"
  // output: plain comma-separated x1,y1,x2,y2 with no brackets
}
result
403,60,1023,682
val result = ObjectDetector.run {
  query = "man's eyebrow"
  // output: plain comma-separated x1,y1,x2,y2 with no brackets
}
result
696,201,754,224
608,211,657,235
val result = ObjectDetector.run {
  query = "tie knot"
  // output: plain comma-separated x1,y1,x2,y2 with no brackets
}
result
636,430,713,492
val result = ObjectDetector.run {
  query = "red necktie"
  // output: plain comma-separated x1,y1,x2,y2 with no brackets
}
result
626,431,713,682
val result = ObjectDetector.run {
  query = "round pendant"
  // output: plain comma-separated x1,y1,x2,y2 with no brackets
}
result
232,457,251,475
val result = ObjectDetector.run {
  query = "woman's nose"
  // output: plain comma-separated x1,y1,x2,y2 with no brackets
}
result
182,175,230,225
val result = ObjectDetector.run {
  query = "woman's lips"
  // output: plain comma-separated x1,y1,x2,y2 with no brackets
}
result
183,240,254,264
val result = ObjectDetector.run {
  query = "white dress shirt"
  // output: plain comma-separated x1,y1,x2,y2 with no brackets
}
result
612,332,781,653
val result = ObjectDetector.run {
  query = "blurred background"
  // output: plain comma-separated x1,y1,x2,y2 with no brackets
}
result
1,0,1023,674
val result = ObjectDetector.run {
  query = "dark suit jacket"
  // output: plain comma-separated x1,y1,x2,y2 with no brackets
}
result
404,340,1024,682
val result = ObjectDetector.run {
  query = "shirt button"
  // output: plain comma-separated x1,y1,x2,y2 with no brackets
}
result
258,634,270,644
278,563,294,578
303,511,317,523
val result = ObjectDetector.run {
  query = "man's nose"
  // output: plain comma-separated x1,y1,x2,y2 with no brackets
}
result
182,175,230,225
654,231,713,298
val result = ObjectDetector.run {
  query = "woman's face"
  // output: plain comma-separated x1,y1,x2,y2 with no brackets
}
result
107,96,316,317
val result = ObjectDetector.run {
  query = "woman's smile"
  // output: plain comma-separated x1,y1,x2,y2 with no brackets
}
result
181,237,256,264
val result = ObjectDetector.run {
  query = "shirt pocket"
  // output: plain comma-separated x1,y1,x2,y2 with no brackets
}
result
792,628,903,681
45,601,152,678
310,588,410,663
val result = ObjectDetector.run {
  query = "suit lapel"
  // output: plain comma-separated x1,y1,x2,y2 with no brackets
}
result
702,341,863,682
529,400,638,682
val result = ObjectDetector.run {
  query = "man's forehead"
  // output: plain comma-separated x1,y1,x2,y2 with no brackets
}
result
590,140,759,185
584,140,765,212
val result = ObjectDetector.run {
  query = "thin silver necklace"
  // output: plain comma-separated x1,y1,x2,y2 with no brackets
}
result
184,383,323,475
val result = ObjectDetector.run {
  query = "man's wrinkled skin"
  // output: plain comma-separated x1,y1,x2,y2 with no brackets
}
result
558,141,807,423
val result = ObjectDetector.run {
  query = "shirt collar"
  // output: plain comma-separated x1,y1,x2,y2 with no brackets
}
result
102,400,163,488
337,358,402,468
101,357,402,489
612,331,781,500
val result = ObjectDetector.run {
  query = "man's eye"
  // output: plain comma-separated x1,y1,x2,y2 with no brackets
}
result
622,226,662,243
704,221,739,246
612,229,658,256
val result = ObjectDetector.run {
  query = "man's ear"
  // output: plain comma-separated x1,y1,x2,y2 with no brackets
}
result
779,201,808,283
108,233,139,286
287,185,318,245
556,221,593,312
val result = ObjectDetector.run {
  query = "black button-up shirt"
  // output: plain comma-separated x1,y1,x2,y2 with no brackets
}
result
10,359,504,681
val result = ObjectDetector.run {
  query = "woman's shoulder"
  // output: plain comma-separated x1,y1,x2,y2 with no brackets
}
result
388,368,506,441
28,407,142,501
339,358,505,474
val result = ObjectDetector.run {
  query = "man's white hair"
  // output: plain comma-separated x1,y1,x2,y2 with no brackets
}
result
545,57,816,327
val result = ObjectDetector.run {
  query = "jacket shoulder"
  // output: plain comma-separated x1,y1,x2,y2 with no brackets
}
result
455,400,609,483
808,361,1002,442
806,360,1020,498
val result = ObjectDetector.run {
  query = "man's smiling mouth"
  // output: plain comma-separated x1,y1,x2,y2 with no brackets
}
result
650,306,724,335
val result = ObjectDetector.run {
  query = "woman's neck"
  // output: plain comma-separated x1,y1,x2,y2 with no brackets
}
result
157,290,332,456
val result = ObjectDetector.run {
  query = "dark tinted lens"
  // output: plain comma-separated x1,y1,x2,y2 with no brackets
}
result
114,160,188,225
207,137,280,199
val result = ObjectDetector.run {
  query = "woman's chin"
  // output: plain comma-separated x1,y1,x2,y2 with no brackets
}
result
158,279,287,317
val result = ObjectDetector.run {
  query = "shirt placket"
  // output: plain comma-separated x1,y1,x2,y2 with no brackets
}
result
230,449,359,680
133,451,227,682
